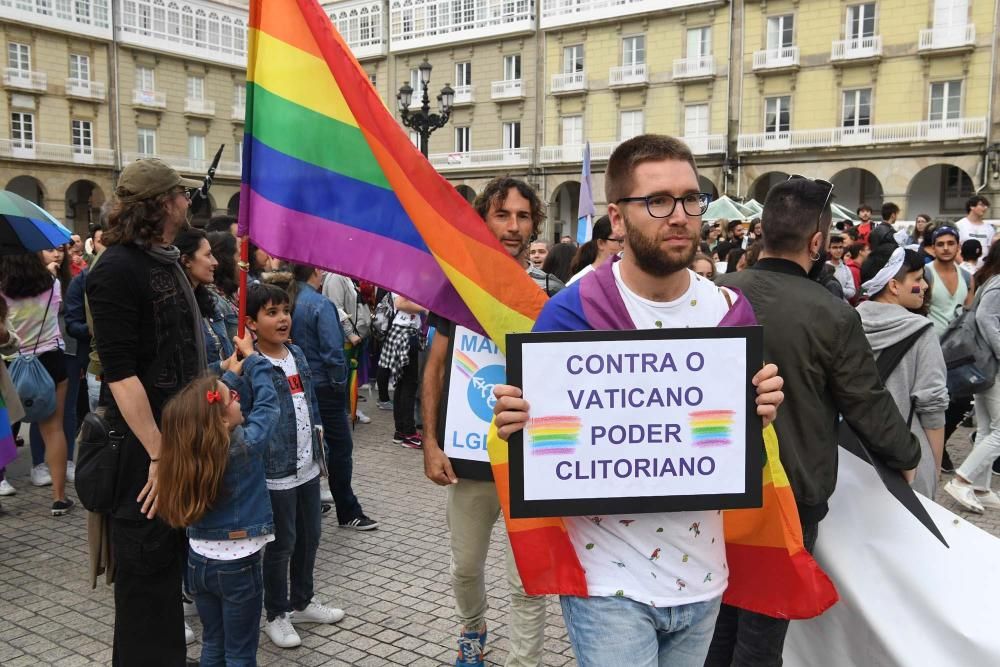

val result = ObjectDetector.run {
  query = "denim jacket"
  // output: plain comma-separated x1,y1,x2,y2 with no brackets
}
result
188,354,280,541
204,299,235,375
242,343,324,479
291,281,347,389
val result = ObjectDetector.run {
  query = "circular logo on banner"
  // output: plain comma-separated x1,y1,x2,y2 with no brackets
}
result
467,364,505,422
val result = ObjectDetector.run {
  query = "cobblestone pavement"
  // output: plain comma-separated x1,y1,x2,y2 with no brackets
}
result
0,399,996,666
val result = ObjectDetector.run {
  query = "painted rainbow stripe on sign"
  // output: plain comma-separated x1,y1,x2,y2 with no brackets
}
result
453,350,479,380
527,416,583,455
690,410,736,446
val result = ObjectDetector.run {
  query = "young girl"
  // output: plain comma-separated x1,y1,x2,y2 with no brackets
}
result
158,334,280,666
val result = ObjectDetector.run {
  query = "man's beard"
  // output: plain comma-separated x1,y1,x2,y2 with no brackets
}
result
623,213,698,277
501,235,530,264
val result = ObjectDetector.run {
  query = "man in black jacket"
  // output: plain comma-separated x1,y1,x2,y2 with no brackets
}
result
709,177,920,666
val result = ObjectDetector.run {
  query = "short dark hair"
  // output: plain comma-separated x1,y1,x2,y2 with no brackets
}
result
246,282,289,321
473,177,545,236
962,239,984,261
592,215,612,241
857,204,872,214
846,244,865,260
605,134,698,203
881,202,900,220
966,195,991,213
760,179,832,255
829,233,844,245
206,215,237,233
542,242,576,283
860,248,924,297
727,219,743,233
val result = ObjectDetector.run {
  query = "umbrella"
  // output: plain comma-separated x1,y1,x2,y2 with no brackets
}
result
0,190,73,255
704,195,752,222
830,202,860,222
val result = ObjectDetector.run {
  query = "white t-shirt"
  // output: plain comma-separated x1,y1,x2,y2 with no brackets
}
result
566,264,595,286
262,350,320,491
957,217,994,261
562,263,730,608
189,534,274,560
391,292,421,329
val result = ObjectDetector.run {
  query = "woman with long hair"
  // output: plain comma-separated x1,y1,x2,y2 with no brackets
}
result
207,231,240,341
542,242,578,284
175,228,233,371
945,241,1000,512
0,252,73,514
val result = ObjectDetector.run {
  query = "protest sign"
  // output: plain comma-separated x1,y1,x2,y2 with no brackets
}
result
506,327,764,518
438,325,506,479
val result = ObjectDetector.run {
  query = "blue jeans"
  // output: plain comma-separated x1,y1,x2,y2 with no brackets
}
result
315,384,363,524
560,594,722,667
185,549,263,667
263,477,321,620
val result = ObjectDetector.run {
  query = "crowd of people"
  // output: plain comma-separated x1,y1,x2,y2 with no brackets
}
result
0,139,997,667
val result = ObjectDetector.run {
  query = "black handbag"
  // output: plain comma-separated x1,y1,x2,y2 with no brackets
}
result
74,411,124,513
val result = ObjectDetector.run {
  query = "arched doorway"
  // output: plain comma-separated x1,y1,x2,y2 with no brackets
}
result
190,193,216,227
64,180,105,235
830,168,884,215
550,181,581,244
227,192,240,216
749,171,789,203
6,175,45,207
698,176,719,200
906,164,975,219
455,184,475,203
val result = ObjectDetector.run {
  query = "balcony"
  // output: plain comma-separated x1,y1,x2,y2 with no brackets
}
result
389,0,534,52
682,134,725,155
65,78,106,100
184,98,216,116
231,104,246,121
540,135,724,163
117,0,247,68
830,36,882,62
491,79,524,100
551,71,586,94
752,46,800,72
123,152,241,178
0,0,112,40
452,84,474,105
919,24,976,52
609,63,648,88
3,68,47,93
541,0,715,29
672,55,715,81
428,147,533,171
0,138,115,166
736,117,987,152
133,89,167,109
325,0,387,59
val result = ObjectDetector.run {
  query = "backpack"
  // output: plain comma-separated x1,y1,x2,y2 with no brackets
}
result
939,281,1000,397
9,286,56,423
372,291,395,341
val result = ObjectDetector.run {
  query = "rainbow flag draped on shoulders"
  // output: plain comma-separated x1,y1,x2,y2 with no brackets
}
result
239,0,546,350
243,0,837,619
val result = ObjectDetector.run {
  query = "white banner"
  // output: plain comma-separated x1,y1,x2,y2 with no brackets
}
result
441,325,505,465
784,449,1000,666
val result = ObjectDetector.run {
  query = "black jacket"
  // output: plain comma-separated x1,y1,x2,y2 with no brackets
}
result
720,258,921,523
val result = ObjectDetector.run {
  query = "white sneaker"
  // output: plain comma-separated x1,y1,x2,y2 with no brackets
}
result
291,601,345,625
356,409,371,424
320,487,334,503
30,464,52,487
183,600,198,617
66,461,75,483
944,479,985,513
0,480,15,496
975,489,1000,510
264,614,301,648
184,621,196,645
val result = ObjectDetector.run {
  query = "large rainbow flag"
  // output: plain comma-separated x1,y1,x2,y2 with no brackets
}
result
243,0,836,619
239,0,547,351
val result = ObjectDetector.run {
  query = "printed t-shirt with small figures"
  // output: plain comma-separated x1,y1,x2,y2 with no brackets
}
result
262,350,320,491
562,265,731,608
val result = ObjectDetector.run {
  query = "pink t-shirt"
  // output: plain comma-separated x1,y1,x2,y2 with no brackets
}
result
2,281,63,357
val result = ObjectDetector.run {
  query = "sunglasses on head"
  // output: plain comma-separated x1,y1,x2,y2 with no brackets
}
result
787,175,835,236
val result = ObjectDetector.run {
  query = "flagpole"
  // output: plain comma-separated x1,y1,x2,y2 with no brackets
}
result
238,235,249,339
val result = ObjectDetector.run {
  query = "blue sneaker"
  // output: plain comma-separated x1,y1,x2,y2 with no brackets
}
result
455,626,486,667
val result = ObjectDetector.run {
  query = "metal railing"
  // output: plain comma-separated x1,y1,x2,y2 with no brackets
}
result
752,46,799,70
737,117,987,151
490,79,523,99
831,35,882,60
428,147,532,170
919,24,975,50
3,67,47,91
551,71,586,93
609,63,647,86
672,55,715,79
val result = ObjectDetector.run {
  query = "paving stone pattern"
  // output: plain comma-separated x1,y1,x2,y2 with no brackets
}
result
0,403,996,666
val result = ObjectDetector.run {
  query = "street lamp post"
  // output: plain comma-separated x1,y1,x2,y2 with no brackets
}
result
397,59,455,158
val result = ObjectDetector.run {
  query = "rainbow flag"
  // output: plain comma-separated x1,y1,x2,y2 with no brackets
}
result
239,0,547,351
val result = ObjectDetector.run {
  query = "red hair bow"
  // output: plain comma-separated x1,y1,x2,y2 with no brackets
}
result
206,390,222,404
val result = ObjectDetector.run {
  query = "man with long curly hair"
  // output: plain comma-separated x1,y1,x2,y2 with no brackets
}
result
86,158,205,666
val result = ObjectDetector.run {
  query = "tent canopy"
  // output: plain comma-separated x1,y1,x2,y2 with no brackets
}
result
704,195,752,222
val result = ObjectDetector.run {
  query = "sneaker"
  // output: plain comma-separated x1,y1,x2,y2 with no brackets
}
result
51,498,75,516
975,489,1000,510
392,431,406,444
339,515,379,531
356,409,371,424
944,479,984,513
184,621,196,645
264,614,301,648
31,464,52,487
941,449,955,474
377,400,394,411
320,487,334,503
291,601,345,625
400,433,422,449
455,628,486,667
0,480,15,496
66,461,75,483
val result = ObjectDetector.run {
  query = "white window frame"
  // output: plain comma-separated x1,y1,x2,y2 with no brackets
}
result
188,134,206,161
622,35,646,66
561,115,583,145
846,3,877,40
233,84,246,107
186,75,205,101
686,27,711,58
842,88,872,127
455,61,472,87
619,110,644,141
69,53,90,81
137,127,156,154
454,126,471,153
136,66,155,92
933,0,969,30
502,121,521,149
8,43,31,73
929,80,962,121
503,54,521,81
72,119,94,154
765,95,791,133
563,45,584,74
684,104,710,137
766,14,795,49
11,111,35,147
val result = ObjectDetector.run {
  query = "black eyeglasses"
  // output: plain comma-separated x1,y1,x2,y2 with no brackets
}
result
787,175,834,235
615,193,712,219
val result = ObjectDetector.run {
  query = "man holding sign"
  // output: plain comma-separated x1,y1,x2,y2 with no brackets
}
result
493,135,784,667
